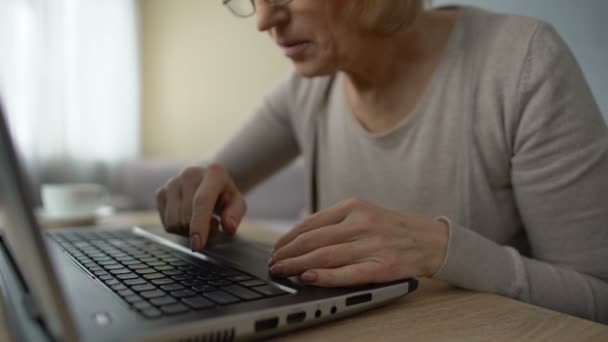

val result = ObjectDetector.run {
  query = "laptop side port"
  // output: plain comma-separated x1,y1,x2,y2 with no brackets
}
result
255,317,279,332
286,311,306,324
345,293,372,306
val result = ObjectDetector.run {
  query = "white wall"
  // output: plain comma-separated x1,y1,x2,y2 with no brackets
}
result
139,0,291,160
433,0,608,121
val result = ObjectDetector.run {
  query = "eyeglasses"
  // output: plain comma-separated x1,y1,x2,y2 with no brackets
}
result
223,0,294,18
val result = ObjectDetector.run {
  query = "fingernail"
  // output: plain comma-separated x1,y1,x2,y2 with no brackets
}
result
267,257,273,266
270,263,284,274
190,234,201,252
301,271,317,283
229,217,238,231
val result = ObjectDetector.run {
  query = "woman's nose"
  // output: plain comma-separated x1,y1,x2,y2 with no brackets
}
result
255,0,289,32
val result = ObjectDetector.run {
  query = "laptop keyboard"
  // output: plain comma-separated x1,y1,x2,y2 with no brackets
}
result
48,230,289,319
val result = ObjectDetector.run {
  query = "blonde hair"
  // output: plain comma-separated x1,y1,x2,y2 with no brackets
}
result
357,0,426,34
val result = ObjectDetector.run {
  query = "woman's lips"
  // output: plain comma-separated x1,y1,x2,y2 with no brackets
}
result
279,41,311,58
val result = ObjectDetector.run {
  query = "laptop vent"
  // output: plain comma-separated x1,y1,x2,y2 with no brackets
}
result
177,328,235,342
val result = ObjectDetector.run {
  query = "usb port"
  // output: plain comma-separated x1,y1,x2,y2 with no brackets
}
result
345,293,372,306
255,317,279,332
286,311,306,324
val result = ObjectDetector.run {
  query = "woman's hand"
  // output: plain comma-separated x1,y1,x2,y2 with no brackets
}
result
156,163,247,251
270,198,449,287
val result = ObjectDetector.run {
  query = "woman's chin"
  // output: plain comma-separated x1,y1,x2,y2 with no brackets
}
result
292,61,336,78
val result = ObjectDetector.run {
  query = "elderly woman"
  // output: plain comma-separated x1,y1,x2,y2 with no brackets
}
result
156,0,608,323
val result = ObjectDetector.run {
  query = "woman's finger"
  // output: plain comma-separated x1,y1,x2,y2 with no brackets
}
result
270,241,367,277
299,261,387,287
156,187,167,229
164,178,183,234
219,187,247,235
189,164,228,250
271,222,358,264
273,203,350,251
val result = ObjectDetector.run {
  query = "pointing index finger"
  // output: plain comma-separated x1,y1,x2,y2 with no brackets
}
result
189,171,225,251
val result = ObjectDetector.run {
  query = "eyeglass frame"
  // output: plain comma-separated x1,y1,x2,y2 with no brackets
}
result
223,0,294,18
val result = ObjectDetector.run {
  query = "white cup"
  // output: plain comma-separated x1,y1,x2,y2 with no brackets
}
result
41,183,109,218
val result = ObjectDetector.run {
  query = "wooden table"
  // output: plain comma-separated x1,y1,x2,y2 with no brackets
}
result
1,211,607,341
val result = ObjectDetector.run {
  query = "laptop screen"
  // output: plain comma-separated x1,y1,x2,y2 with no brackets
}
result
0,103,78,340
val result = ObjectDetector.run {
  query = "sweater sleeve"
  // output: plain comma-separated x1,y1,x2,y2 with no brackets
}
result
210,71,301,194
434,23,608,323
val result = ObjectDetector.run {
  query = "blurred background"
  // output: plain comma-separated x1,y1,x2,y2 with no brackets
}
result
0,0,606,223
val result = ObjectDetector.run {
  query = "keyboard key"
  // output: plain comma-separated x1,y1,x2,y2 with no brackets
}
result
163,257,181,263
192,285,217,293
104,279,121,286
172,274,193,281
141,308,162,319
150,296,177,306
116,273,139,280
93,270,109,276
208,279,232,287
162,269,183,276
98,275,114,281
155,265,174,271
97,260,117,265
124,295,143,303
252,285,288,297
135,268,156,274
223,285,263,300
111,254,129,259
160,283,184,291
187,269,207,276
228,275,253,282
170,260,189,266
115,257,136,262
143,273,165,280
111,284,128,291
151,278,175,285
182,296,214,310
181,280,204,287
128,264,148,270
140,290,166,299
132,301,152,311
92,256,112,262
197,274,220,281
124,278,147,286
117,289,135,297
140,257,159,263
103,264,124,270
148,261,167,267
132,284,156,292
121,260,140,265
170,289,196,298
160,303,189,315
203,291,240,305
239,279,266,287
110,268,131,275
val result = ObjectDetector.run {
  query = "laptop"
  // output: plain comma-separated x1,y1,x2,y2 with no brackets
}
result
0,102,418,341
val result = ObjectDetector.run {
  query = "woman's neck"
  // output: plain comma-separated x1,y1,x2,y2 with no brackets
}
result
341,9,459,132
